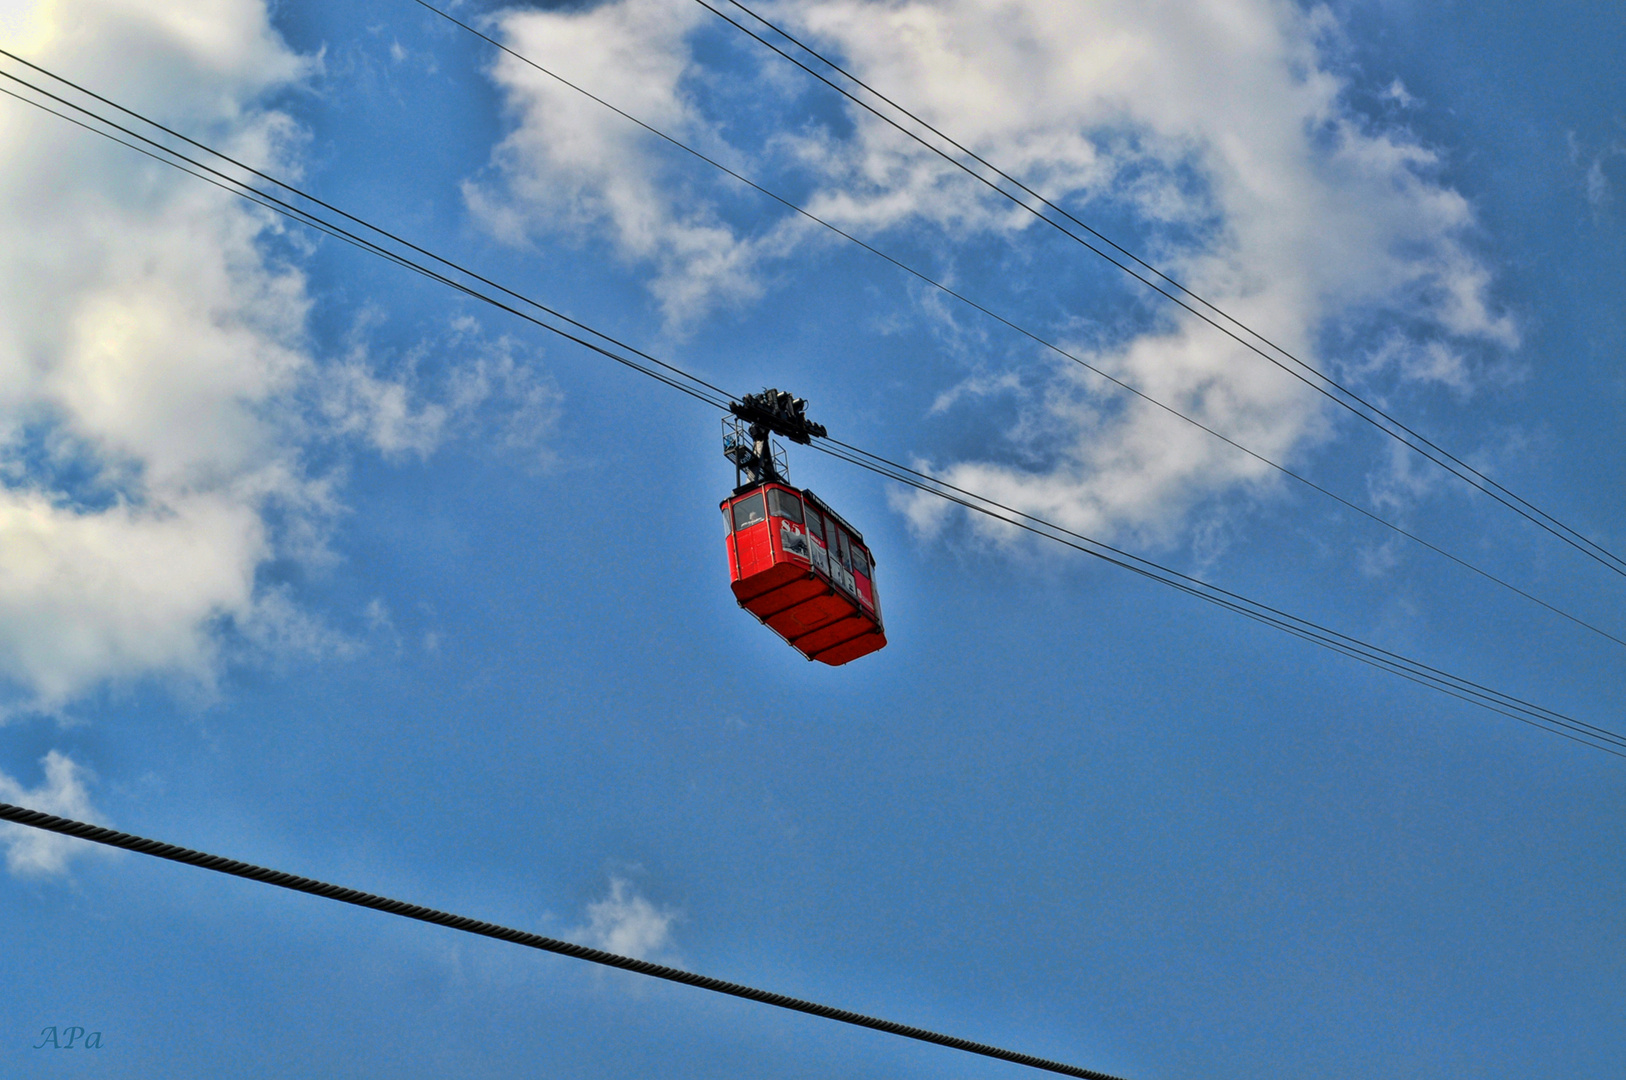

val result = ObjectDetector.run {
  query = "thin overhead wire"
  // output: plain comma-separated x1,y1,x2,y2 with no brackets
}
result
1,55,1619,758
0,802,1129,1080
692,0,1626,582
0,86,456,288
0,48,737,414
812,438,1626,758
406,0,1626,653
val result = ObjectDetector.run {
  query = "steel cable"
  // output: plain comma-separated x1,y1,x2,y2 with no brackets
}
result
0,57,1617,757
0,47,737,413
810,439,1626,757
693,0,1626,581
405,0,1626,653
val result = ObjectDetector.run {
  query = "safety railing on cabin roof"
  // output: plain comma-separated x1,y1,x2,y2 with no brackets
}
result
722,415,789,488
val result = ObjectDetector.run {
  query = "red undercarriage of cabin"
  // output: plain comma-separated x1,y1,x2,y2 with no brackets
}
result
724,486,886,666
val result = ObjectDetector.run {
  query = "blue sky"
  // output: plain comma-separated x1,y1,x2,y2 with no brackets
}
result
1,0,1622,1077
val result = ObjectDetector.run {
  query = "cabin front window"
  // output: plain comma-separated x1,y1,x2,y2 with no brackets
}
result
768,487,804,524
731,493,766,530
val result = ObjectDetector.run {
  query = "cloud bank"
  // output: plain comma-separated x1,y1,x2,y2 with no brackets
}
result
0,0,322,709
474,0,1515,546
0,2,561,712
467,0,801,326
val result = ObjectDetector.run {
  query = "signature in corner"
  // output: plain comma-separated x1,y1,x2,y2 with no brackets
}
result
33,1025,103,1050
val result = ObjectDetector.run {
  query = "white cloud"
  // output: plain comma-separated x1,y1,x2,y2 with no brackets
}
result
0,0,322,710
0,750,102,876
441,322,564,461
771,0,1516,545
579,877,677,960
467,0,808,327
0,3,564,712
321,350,451,460
0,488,266,704
318,318,563,464
1381,77,1417,109
471,0,1517,549
1566,129,1620,222
1585,158,1610,211
364,597,393,632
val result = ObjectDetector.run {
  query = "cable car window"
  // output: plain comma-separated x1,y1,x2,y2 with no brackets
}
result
853,549,869,579
781,522,810,559
732,493,766,530
835,529,851,568
768,488,804,524
805,509,824,544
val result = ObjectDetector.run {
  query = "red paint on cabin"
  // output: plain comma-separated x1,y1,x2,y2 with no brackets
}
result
722,482,887,666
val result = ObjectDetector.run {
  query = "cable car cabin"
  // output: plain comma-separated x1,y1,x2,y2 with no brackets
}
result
722,482,886,666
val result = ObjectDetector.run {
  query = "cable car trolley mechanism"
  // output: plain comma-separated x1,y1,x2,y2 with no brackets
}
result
721,390,887,666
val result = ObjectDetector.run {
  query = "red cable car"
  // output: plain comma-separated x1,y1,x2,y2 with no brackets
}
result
720,390,887,666
723,482,886,665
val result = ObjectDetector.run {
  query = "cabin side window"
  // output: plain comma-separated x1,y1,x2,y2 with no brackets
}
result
731,493,766,530
852,548,870,580
805,508,824,544
767,487,804,524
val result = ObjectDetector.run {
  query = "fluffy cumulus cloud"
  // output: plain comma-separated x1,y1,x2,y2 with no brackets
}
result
781,0,1517,545
0,2,560,711
0,751,101,876
474,0,1515,546
579,877,677,959
0,0,320,709
467,0,807,326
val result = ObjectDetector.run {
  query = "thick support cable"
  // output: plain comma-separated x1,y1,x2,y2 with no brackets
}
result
0,802,1128,1080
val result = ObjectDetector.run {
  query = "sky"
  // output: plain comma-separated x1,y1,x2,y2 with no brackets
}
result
0,0,1622,1076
